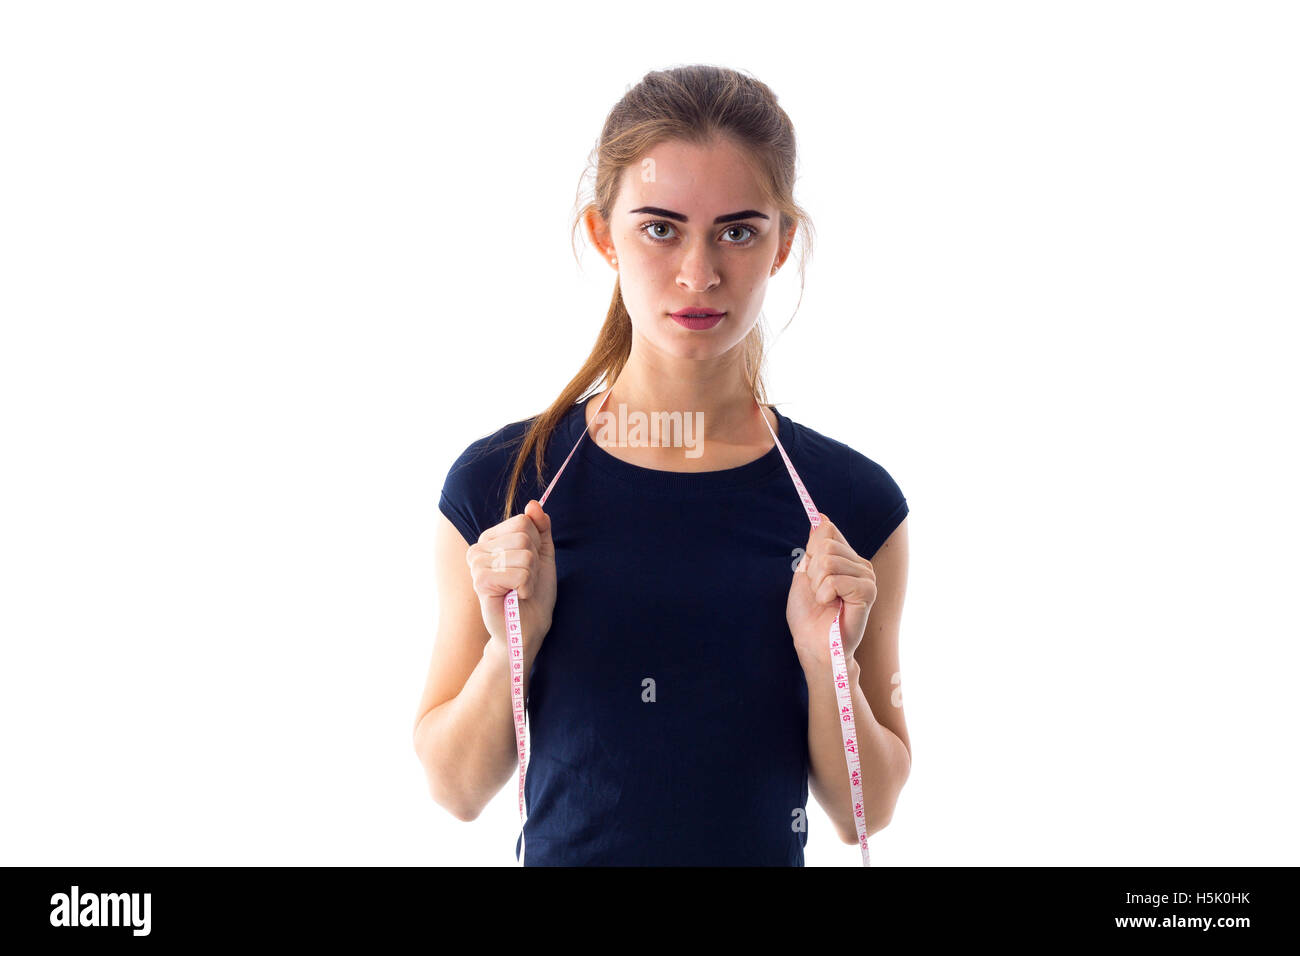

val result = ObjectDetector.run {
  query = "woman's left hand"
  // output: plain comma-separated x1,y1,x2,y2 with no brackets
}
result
786,513,876,668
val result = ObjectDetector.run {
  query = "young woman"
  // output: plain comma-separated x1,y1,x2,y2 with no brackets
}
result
414,65,912,866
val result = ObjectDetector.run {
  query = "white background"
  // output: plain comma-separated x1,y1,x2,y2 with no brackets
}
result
2,1,1296,866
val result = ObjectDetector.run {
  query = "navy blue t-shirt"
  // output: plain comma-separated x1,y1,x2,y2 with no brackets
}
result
437,394,908,866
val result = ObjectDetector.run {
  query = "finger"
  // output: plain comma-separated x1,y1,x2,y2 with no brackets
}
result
470,547,537,576
807,549,873,595
815,513,849,545
806,513,840,547
815,573,867,607
524,500,553,560
473,565,533,599
809,539,863,565
809,553,866,584
478,510,542,553
467,530,535,568
806,547,871,587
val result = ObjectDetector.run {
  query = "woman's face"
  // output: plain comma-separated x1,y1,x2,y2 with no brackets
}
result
590,137,794,362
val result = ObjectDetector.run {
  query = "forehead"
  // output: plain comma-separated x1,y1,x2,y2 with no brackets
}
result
616,138,769,215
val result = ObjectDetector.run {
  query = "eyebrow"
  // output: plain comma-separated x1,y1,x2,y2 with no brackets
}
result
628,206,770,224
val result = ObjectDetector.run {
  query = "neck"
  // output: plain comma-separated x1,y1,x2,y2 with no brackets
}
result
600,354,764,447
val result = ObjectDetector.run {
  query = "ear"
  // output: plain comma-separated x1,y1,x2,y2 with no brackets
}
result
584,208,617,267
772,221,797,274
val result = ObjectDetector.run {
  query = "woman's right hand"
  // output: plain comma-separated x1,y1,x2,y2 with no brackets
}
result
466,499,557,658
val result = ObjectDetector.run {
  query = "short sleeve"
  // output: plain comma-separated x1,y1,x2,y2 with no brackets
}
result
437,425,526,546
848,452,909,560
438,480,482,547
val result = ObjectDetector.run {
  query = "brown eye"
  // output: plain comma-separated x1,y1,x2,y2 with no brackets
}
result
722,225,758,244
640,221,677,243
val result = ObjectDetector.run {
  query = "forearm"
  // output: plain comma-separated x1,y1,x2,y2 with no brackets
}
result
803,653,911,842
415,638,540,820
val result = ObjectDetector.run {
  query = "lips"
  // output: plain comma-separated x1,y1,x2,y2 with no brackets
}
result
670,311,725,330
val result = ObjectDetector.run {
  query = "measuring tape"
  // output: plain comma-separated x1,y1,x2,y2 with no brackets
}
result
504,387,870,866
758,403,871,866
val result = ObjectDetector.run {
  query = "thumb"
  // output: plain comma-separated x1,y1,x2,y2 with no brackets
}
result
525,499,554,559
808,513,832,545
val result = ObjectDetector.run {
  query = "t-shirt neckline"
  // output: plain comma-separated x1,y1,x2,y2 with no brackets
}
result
563,393,796,492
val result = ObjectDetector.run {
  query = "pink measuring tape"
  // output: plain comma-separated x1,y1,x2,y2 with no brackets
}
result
504,387,871,866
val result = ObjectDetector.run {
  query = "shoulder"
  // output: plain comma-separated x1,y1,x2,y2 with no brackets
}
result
443,415,535,487
785,413,909,561
437,412,541,545
784,414,907,499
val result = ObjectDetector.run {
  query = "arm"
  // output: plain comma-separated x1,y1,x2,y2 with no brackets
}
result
806,517,911,842
411,513,543,821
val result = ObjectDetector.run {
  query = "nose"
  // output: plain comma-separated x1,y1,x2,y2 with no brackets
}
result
675,242,720,293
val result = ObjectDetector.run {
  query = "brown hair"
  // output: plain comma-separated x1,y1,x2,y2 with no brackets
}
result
499,64,816,523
